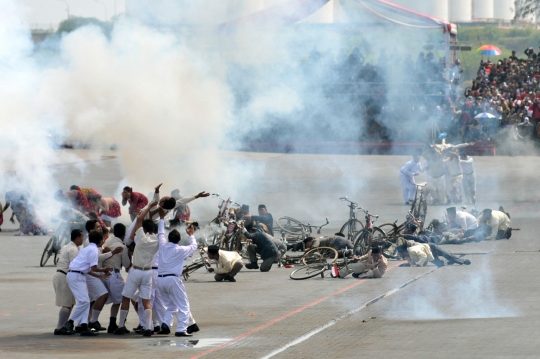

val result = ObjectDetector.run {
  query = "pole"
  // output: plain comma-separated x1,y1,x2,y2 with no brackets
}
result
57,0,70,19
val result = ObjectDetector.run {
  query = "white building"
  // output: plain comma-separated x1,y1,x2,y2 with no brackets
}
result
125,0,514,25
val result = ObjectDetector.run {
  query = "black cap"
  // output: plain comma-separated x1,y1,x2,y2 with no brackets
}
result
483,208,492,217
371,247,381,254
207,245,219,255
241,204,249,212
335,232,345,238
446,207,457,216
258,204,266,210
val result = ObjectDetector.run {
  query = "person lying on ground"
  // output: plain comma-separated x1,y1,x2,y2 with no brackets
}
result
303,232,355,258
396,237,470,267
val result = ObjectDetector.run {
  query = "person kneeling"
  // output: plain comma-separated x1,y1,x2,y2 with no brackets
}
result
350,247,387,279
206,245,243,282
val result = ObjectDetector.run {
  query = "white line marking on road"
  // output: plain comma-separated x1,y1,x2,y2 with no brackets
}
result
260,268,436,359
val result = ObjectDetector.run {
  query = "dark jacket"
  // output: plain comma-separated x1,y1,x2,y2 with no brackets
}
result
404,231,441,244
252,213,274,236
243,228,279,260
316,236,355,257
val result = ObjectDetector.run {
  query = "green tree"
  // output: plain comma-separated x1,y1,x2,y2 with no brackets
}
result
515,0,540,20
57,16,111,35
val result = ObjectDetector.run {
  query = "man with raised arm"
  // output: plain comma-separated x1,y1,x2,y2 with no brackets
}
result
156,211,198,337
114,201,158,337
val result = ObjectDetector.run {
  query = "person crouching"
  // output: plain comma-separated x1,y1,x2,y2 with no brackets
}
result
206,245,243,282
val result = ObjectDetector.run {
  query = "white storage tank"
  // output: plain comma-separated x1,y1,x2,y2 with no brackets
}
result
430,0,449,21
300,0,334,23
473,0,494,19
493,0,515,20
450,0,472,22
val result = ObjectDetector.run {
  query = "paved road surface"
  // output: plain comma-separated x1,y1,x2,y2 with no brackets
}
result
0,151,538,358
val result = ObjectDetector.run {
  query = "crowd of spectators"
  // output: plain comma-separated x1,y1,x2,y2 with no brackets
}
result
460,48,540,145
235,44,540,149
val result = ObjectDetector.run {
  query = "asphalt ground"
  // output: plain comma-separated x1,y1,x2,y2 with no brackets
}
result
0,151,539,358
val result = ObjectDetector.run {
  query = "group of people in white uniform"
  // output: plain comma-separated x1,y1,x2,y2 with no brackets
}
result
399,138,476,206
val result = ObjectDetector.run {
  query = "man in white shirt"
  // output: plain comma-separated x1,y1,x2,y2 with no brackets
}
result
65,230,112,336
399,154,424,205
53,229,84,335
446,207,481,241
423,144,446,205
114,202,159,337
83,219,120,332
156,217,198,337
477,208,512,240
459,150,476,205
396,236,470,267
206,245,244,282
443,149,463,204
102,223,131,333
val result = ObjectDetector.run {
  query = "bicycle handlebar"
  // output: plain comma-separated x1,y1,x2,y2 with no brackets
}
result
357,207,379,218
340,197,358,207
302,218,330,234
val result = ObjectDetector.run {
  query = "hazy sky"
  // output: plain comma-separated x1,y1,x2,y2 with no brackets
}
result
18,0,126,29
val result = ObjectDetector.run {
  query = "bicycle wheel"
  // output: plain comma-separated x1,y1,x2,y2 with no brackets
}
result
289,263,326,280
371,227,386,241
229,233,242,252
353,231,370,256
204,222,224,245
378,223,400,236
40,236,55,267
302,247,338,265
339,219,364,241
182,262,205,280
276,217,304,235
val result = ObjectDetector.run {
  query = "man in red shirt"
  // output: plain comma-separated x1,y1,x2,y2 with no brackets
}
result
531,98,540,135
121,187,149,221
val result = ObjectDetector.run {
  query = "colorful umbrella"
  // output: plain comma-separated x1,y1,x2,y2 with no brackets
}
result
476,45,502,56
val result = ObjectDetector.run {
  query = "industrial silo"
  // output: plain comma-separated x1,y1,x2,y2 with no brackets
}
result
301,0,334,23
430,0,449,21
493,0,515,20
450,0,472,22
473,0,494,19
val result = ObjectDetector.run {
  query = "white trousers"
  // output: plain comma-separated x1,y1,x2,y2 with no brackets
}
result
427,175,445,203
85,274,108,302
103,271,125,304
462,172,476,203
67,272,90,325
445,174,463,202
399,172,416,202
157,276,191,333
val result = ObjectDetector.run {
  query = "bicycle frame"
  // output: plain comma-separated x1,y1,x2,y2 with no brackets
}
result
339,197,360,241
182,248,211,281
